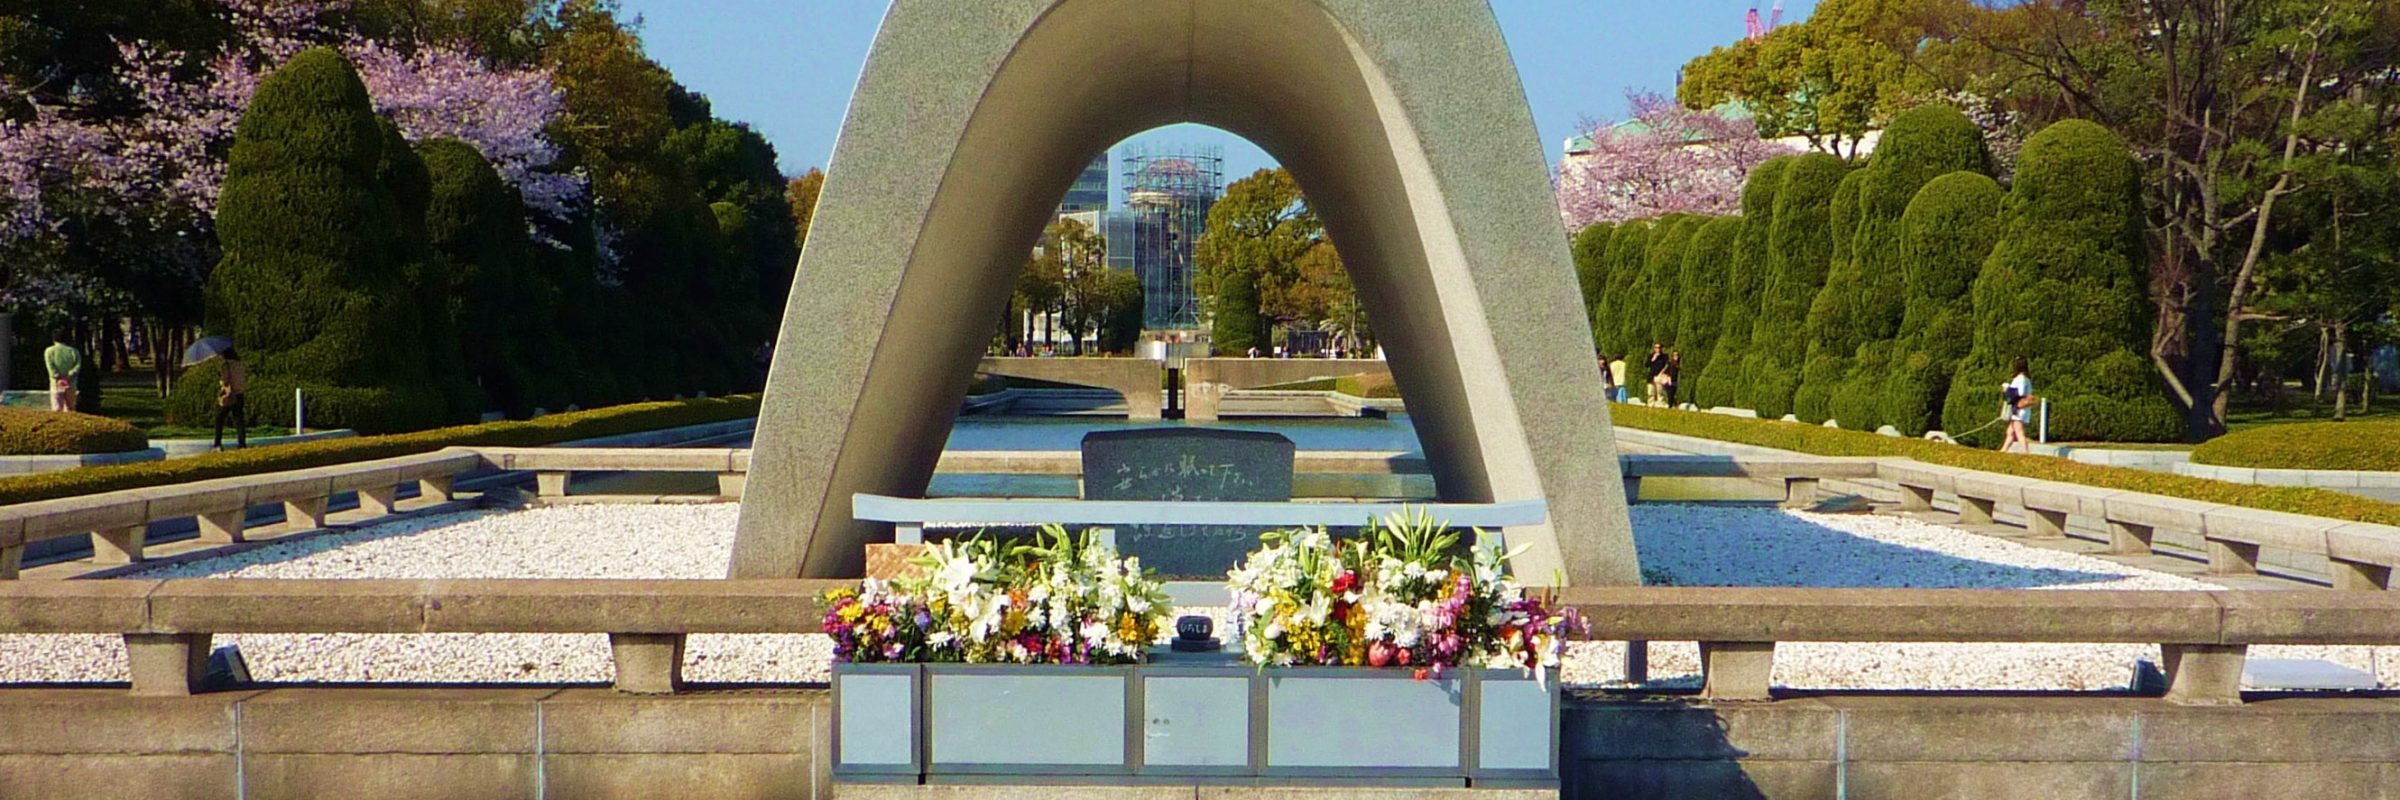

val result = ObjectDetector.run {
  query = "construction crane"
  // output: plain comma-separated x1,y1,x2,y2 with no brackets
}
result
1744,0,1785,42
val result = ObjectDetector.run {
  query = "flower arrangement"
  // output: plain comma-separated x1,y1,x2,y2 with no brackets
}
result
1224,511,1583,680
824,526,1173,665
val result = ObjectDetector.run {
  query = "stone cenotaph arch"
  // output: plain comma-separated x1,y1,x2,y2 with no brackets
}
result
731,0,1638,585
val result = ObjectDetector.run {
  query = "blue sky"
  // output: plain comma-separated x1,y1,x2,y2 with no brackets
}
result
616,0,1822,184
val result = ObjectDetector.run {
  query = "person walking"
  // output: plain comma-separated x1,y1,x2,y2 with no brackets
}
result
214,348,250,450
1598,352,1616,400
1607,354,1629,403
1644,343,1669,407
1662,350,1684,408
1998,356,2037,455
43,333,81,412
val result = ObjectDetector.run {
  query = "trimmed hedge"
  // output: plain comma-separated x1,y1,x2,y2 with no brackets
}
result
0,395,759,506
1591,219,1652,360
198,47,460,434
1793,169,1868,424
1674,216,1741,404
1741,153,1850,420
1880,171,2005,434
1612,405,2400,528
1572,222,1615,330
1941,120,2184,444
1699,157,1791,410
421,137,575,419
1334,373,1401,399
0,408,148,456
2191,421,2400,472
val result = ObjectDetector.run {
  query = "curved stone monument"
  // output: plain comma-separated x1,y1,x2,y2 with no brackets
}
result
733,0,1637,585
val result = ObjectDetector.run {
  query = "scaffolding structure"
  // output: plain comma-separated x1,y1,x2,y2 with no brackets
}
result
1118,145,1223,330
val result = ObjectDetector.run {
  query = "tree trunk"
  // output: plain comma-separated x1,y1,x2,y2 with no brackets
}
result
2331,325,2350,421
2315,326,2331,398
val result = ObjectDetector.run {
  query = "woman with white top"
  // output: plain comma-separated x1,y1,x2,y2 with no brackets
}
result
1999,356,2036,454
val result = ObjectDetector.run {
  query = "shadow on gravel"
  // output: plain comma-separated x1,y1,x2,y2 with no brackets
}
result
1632,505,2132,589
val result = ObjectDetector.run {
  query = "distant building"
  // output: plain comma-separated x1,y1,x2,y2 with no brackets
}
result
1115,146,1223,330
1058,154,1110,215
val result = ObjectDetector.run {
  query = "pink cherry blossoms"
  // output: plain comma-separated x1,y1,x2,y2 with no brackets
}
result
1555,91,1795,230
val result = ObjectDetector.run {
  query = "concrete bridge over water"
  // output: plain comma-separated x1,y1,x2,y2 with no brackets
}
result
974,356,1392,421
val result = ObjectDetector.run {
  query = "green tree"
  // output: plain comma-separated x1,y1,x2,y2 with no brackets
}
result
1623,215,1701,393
1881,171,2004,434
1699,156,1792,410
1679,0,1939,157
1048,217,1111,355
1675,216,1742,404
174,47,451,432
1741,152,1850,419
1571,221,1616,335
1793,169,1868,423
1941,120,2184,443
1195,168,1314,355
418,137,576,418
1590,219,1652,361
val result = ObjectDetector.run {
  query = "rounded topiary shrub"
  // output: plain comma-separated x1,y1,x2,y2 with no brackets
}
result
1742,152,1850,419
420,137,579,418
1793,169,1868,424
191,47,458,433
1699,156,1792,410
1573,221,1615,331
1880,171,2004,434
1803,105,1989,429
0,407,147,455
1940,120,2184,444
1675,216,1741,404
1591,219,1652,359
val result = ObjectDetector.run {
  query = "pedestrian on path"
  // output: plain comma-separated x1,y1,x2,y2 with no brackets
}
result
44,333,80,412
1999,356,2037,455
214,348,250,450
1644,343,1669,407
1608,355,1629,403
1598,352,1616,400
1662,350,1683,408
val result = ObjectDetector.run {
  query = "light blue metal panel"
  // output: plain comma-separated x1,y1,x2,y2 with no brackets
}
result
1144,676,1251,766
1265,675,1461,768
929,673,1126,765
837,673,917,766
1478,676,1554,770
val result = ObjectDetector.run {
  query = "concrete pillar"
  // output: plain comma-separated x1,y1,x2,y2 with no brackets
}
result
610,633,686,695
2205,539,2261,576
2329,559,2392,591
1896,484,1935,512
1184,383,1220,422
2027,508,2069,539
2161,643,2247,706
419,476,456,502
125,633,211,696
1123,388,1164,422
90,525,146,564
2105,521,2154,555
0,545,21,580
1622,477,1642,505
535,471,571,498
1623,640,1649,685
1698,641,1774,702
195,510,247,544
357,485,401,517
717,472,746,499
1780,478,1820,509
1957,496,1997,526
283,497,329,530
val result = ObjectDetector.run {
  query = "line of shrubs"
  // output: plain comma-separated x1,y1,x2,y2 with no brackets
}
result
0,408,150,456
0,395,758,506
2190,421,2400,473
1609,404,2400,528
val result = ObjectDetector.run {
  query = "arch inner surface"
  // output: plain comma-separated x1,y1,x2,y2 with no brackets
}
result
732,0,1635,585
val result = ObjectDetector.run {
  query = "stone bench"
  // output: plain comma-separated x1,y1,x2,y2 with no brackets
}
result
0,451,479,576
1618,455,1882,508
468,447,747,499
1561,586,2400,706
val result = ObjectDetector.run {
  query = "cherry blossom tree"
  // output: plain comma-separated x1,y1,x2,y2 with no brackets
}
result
1555,91,1795,230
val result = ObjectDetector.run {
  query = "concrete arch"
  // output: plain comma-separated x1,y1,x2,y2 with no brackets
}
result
733,0,1636,585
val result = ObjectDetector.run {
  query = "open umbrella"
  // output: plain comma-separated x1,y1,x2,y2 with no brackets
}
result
182,336,235,367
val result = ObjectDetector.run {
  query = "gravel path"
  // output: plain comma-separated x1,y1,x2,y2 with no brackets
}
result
2,502,2391,691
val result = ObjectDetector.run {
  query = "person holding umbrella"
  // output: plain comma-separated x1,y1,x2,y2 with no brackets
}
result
184,337,249,450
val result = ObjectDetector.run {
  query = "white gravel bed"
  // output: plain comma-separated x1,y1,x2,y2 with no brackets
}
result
3,502,2393,692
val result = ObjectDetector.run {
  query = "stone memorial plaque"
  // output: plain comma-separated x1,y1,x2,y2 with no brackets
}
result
1081,428,1295,577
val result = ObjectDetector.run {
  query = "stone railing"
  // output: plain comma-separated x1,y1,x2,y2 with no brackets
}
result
8,580,2398,708
851,493,1547,544
466,446,750,499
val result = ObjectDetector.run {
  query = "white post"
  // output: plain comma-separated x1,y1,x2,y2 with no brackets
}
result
293,387,305,436
2039,397,2049,444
